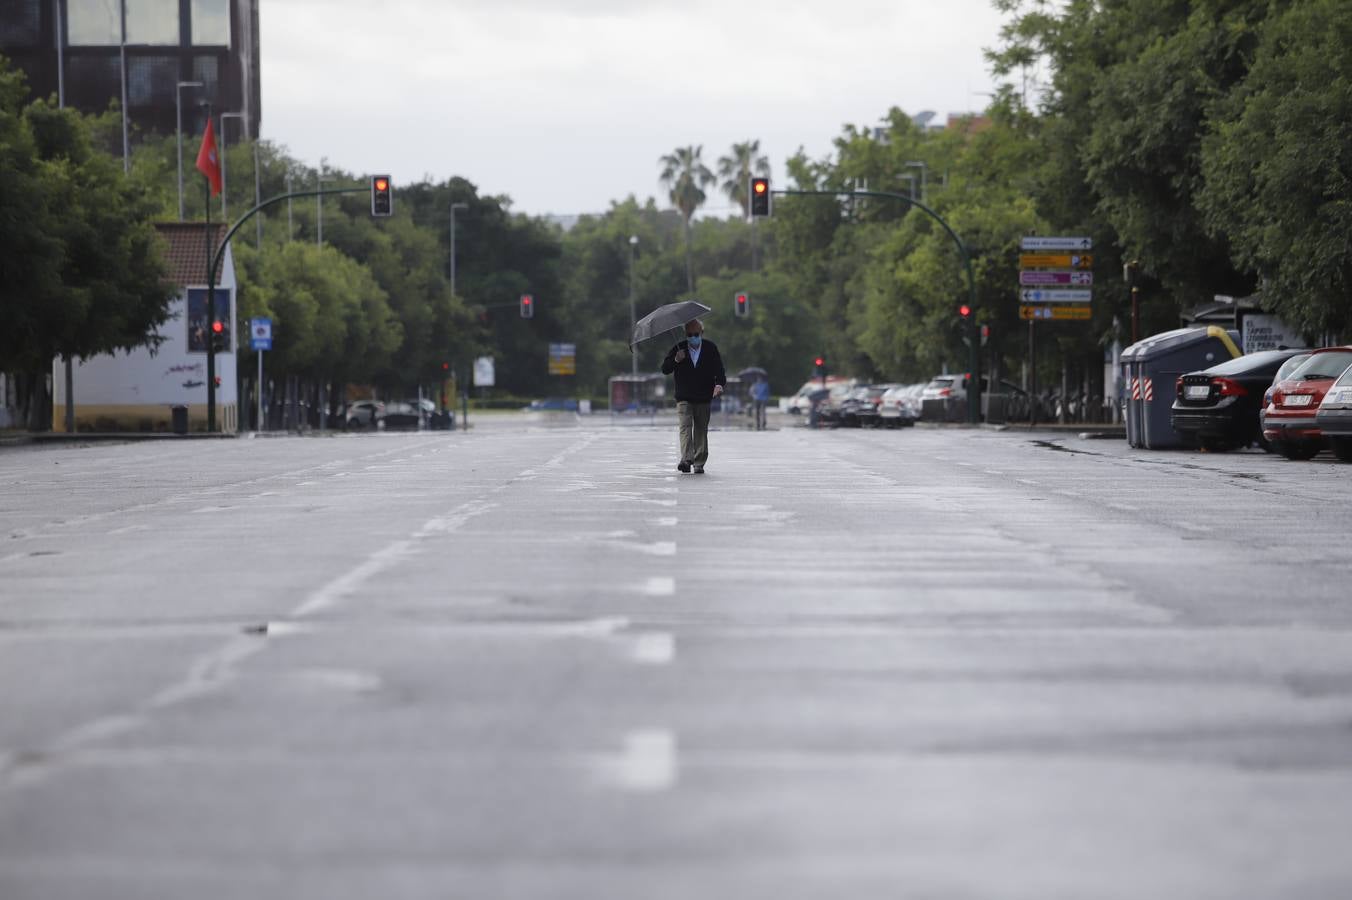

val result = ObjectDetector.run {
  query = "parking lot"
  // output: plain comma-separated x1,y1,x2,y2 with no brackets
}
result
2,421,1351,898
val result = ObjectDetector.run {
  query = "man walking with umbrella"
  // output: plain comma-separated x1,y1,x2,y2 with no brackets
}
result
661,319,726,474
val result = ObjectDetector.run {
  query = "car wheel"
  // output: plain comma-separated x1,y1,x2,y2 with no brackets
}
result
1280,441,1321,461
1331,438,1352,463
1255,434,1273,453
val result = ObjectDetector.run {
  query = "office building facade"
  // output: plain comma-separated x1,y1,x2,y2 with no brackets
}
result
0,0,260,141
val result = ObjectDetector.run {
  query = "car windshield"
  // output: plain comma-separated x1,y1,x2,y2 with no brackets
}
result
1337,366,1352,388
1205,350,1296,377
1274,354,1311,382
1290,350,1352,381
927,378,954,389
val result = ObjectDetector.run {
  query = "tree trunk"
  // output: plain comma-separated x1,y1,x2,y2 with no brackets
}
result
683,217,694,293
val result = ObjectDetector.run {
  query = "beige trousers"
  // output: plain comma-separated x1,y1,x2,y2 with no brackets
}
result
677,401,711,466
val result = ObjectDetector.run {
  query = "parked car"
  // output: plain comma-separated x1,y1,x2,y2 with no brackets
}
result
788,377,851,414
1171,349,1309,452
380,401,425,431
1315,364,1352,462
842,385,890,427
342,400,385,430
1263,353,1311,410
878,384,921,428
815,383,857,427
1262,347,1352,460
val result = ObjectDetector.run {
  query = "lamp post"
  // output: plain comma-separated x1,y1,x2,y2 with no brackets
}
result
219,111,246,219
628,235,639,375
285,173,293,240
118,0,129,173
175,81,203,220
904,160,928,204
450,201,468,294
317,161,336,246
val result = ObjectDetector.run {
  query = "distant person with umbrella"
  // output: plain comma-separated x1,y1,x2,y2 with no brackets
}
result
740,366,770,431
660,319,726,474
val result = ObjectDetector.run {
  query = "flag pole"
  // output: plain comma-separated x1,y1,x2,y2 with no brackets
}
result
204,110,217,433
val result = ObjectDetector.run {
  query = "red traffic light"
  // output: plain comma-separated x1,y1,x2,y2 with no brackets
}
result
959,304,972,318
211,320,224,333
814,357,824,367
374,178,389,192
736,294,747,305
753,180,767,195
522,296,531,305
441,362,450,371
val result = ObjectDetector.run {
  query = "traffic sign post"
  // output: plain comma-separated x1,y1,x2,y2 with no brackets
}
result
249,317,273,431
548,342,577,376
1018,237,1094,426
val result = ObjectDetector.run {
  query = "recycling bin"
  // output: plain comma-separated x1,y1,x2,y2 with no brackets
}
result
1120,326,1241,450
171,405,189,435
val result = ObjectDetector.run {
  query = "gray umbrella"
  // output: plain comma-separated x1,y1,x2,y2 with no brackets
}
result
629,300,711,349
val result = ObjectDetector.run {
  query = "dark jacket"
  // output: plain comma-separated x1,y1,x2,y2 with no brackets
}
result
661,338,727,403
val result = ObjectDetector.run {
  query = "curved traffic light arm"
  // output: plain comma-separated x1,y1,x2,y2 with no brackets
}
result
773,188,981,424
203,185,368,431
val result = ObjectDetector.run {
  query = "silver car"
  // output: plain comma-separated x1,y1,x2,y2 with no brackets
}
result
1315,363,1352,462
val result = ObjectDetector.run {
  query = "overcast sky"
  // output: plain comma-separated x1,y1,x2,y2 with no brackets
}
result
262,0,1008,217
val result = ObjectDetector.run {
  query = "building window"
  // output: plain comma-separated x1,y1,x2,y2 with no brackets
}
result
67,0,120,45
191,0,229,46
127,54,177,106
125,0,179,45
0,0,42,47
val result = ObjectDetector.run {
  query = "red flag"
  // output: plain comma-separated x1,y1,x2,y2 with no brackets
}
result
196,118,222,197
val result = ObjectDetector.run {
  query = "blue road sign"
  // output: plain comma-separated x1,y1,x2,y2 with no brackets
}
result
250,317,273,351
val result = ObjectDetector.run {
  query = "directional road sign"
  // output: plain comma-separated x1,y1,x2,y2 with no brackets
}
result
1021,236,1093,251
249,317,273,351
548,342,577,376
1020,270,1093,287
1019,289,1093,304
1020,305,1092,321
1020,253,1093,270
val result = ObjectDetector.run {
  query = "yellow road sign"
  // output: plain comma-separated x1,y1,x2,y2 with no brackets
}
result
1020,304,1092,321
1020,253,1093,270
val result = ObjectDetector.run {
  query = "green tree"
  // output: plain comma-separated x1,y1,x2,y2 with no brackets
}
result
658,145,716,292
1199,0,1352,337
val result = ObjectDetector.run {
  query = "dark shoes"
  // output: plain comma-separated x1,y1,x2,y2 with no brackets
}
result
677,461,692,473
693,467,705,475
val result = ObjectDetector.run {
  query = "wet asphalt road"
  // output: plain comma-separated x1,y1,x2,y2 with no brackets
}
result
1,415,1351,899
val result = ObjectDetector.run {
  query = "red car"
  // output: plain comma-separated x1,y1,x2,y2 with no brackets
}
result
1261,347,1352,460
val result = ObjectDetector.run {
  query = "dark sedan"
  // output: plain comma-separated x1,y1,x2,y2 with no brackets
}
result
1171,349,1309,452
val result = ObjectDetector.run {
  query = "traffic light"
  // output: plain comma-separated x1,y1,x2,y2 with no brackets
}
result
814,354,827,385
520,294,534,319
750,177,771,217
980,324,990,347
735,292,750,318
210,319,228,352
371,175,393,217
958,304,972,320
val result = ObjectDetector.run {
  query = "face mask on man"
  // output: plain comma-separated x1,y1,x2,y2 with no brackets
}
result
686,334,702,348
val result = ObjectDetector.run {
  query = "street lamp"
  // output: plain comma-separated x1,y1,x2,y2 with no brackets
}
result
219,111,247,219
904,160,928,204
118,0,129,173
450,201,468,294
317,161,337,246
899,173,917,202
175,81,203,220
628,235,639,375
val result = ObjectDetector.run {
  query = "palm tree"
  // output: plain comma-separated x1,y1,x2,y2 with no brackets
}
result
658,145,716,292
717,140,772,219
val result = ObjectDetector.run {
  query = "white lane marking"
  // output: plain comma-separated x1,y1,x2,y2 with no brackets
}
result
984,469,1004,476
1177,521,1212,533
107,524,149,535
655,517,679,527
1108,502,1140,512
1016,479,1039,486
149,636,267,709
633,541,676,557
643,576,676,596
631,632,675,665
295,481,317,486
612,730,678,793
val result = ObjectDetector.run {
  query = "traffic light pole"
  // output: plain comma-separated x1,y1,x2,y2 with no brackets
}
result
203,185,368,432
774,189,981,425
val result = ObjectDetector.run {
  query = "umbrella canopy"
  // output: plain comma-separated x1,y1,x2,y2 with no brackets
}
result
738,366,769,381
630,300,711,349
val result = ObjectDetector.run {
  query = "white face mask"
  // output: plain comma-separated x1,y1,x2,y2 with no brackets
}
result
687,334,702,347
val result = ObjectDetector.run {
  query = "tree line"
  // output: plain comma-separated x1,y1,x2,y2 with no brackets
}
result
4,0,1349,427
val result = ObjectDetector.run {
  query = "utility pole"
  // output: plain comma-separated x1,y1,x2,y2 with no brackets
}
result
450,201,468,293
118,0,129,173
629,235,639,375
